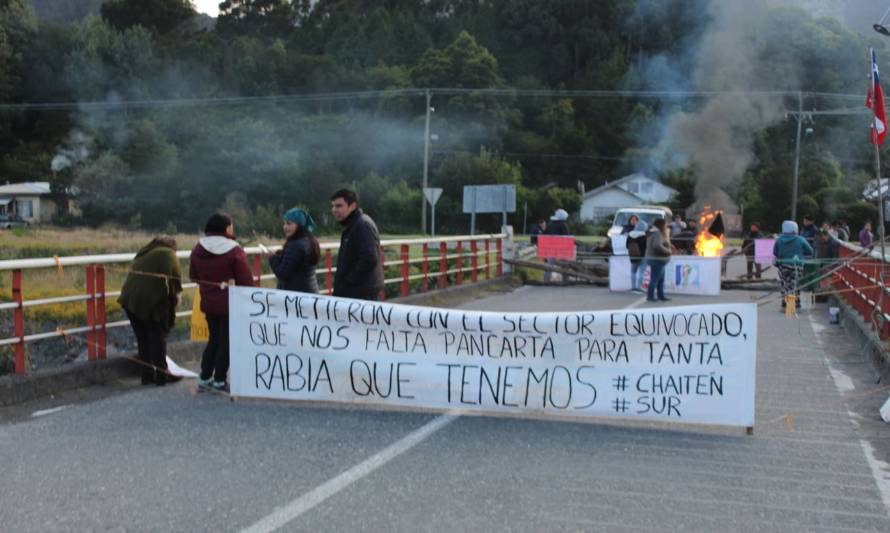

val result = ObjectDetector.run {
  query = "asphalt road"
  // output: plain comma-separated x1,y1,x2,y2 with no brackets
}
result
2,285,889,532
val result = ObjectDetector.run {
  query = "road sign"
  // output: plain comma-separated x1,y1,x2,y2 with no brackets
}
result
424,187,443,206
463,185,516,235
462,184,516,214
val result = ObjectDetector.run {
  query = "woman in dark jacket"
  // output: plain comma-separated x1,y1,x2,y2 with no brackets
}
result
118,236,182,385
268,207,320,293
189,213,254,391
644,218,672,302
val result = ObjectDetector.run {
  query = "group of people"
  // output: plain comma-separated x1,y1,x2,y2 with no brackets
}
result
619,214,674,302
765,215,875,311
116,189,382,390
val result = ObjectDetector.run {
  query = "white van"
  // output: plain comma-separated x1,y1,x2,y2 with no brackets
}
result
606,206,673,238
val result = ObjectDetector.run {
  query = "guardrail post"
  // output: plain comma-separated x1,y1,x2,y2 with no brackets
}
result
252,254,263,287
85,264,97,362
496,238,503,276
379,246,386,301
400,244,410,297
485,239,491,279
471,240,479,282
12,269,25,374
456,240,463,285
325,249,333,295
439,242,447,289
96,265,107,359
421,243,429,293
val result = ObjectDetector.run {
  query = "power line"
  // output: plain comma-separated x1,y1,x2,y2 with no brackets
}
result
0,88,865,112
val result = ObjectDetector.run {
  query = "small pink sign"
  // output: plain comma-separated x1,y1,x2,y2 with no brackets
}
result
754,238,775,264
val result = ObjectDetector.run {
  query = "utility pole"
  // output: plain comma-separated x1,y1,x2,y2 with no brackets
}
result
422,90,432,234
791,91,803,222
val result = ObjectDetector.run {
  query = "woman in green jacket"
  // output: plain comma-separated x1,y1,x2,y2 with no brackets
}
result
118,237,183,385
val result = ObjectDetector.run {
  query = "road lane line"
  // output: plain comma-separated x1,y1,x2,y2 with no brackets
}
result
31,405,71,418
240,413,457,533
809,314,890,517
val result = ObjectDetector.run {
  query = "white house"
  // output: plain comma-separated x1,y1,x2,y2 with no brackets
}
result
0,181,56,223
580,173,677,221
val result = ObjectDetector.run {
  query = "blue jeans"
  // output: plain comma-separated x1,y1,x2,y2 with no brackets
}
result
646,259,666,300
631,260,645,290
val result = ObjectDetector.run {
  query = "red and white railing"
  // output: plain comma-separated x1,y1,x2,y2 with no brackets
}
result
0,234,508,375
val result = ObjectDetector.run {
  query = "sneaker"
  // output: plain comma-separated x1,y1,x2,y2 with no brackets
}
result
646,298,658,302
658,297,671,302
197,376,214,390
631,288,644,294
210,381,228,392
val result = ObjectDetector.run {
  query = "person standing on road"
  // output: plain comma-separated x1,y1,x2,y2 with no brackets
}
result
773,220,813,311
668,215,686,238
331,189,383,300
644,218,672,302
859,222,873,248
267,207,319,293
118,236,182,386
742,222,763,280
529,218,546,245
626,219,648,293
189,213,254,391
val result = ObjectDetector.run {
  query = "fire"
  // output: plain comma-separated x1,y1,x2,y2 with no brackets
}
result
695,231,724,257
694,206,725,257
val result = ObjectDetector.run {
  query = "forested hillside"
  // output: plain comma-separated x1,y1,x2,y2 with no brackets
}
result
0,0,886,234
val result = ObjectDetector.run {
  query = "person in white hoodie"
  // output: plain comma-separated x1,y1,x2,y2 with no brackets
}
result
189,213,254,391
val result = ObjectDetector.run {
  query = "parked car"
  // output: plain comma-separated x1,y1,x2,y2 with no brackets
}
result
0,215,29,229
606,206,673,238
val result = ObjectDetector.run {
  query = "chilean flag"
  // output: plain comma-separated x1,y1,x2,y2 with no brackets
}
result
868,48,887,146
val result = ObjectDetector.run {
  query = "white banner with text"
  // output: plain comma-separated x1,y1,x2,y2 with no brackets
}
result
229,287,757,427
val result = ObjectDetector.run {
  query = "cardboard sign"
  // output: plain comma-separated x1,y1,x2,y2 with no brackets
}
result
754,239,775,264
228,288,757,428
537,235,576,260
190,289,209,342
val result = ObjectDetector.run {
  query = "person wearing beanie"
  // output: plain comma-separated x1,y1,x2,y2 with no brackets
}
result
189,212,254,391
330,189,383,300
267,207,320,293
772,219,813,311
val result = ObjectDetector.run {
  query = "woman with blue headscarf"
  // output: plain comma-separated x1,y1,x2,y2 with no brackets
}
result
268,207,320,293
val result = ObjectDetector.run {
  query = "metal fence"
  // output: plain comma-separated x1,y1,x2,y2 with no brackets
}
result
0,234,507,375
832,242,890,339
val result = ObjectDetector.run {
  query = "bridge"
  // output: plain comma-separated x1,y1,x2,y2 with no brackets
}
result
2,240,890,531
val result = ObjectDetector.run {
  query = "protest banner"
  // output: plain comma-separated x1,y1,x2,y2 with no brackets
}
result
608,256,722,296
537,235,576,260
228,287,756,428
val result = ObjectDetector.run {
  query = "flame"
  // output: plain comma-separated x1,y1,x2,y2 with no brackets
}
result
695,231,724,257
694,205,724,257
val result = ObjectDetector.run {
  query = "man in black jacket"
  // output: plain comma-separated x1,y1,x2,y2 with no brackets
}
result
330,189,383,300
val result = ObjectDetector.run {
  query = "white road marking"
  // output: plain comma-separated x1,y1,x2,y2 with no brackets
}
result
810,314,890,516
30,405,71,418
239,414,457,533
860,439,890,517
624,295,648,309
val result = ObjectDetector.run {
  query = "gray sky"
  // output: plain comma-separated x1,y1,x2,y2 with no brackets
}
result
193,0,218,16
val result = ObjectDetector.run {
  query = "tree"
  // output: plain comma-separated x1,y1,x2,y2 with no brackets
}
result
101,0,196,36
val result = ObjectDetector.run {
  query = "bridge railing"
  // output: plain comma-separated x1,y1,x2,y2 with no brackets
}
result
832,242,890,339
0,233,508,375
